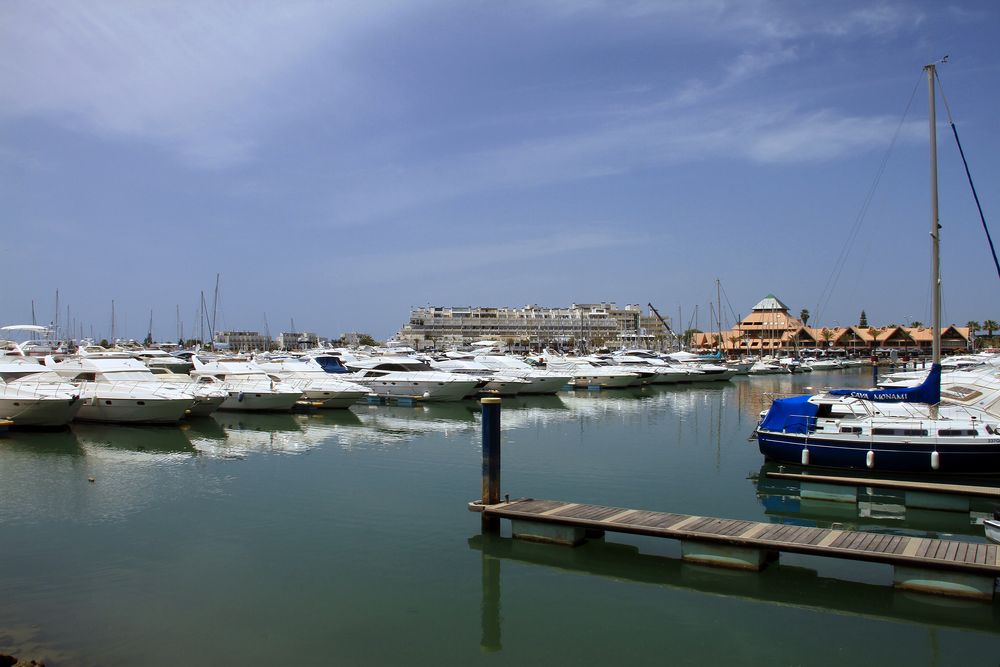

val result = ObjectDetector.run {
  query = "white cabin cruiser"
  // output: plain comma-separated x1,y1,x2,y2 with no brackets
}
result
545,358,639,388
190,357,304,412
134,347,195,374
252,356,371,408
749,359,788,375
470,354,572,394
342,356,481,402
43,353,196,423
429,358,531,396
0,357,84,427
610,351,694,384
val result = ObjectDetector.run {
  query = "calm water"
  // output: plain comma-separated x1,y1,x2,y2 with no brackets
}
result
2,369,999,665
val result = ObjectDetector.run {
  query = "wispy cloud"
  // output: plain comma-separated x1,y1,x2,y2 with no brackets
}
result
0,1,406,168
321,102,923,226
326,230,644,285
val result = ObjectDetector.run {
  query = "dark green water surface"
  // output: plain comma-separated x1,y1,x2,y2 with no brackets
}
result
1,370,998,665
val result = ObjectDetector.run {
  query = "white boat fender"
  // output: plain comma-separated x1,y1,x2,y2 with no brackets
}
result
866,450,875,469
930,450,940,470
423,391,431,399
801,447,810,465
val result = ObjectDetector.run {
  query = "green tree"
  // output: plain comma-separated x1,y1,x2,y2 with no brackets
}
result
859,310,868,327
799,309,810,326
910,321,924,329
357,333,377,346
984,320,999,337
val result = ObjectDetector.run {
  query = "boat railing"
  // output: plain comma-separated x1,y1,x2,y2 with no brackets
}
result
768,409,995,441
76,380,198,397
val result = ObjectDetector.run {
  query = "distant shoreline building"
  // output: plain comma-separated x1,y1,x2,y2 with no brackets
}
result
214,330,272,351
690,294,971,356
395,303,672,351
275,331,319,350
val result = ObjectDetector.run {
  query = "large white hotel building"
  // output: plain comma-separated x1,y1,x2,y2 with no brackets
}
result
394,303,671,351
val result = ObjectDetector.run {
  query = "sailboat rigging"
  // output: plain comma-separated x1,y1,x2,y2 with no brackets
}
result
754,63,1000,474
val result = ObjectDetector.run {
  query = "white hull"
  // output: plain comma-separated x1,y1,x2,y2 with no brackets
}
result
189,394,226,417
515,375,572,395
571,374,637,388
0,395,84,427
353,377,478,402
985,519,1000,545
218,390,302,412
75,396,194,423
299,387,369,409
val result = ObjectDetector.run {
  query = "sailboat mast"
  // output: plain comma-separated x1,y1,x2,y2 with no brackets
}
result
926,63,941,365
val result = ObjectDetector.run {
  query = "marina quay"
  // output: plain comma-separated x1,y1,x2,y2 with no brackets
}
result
5,5,1000,665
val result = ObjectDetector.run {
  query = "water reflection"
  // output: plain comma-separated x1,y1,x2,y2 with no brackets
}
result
0,428,84,457
468,531,1000,651
752,464,993,539
205,412,310,457
72,423,196,460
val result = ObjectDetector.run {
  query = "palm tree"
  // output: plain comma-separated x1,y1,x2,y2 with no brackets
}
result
910,321,924,329
799,309,810,326
984,320,999,343
868,327,880,353
820,328,833,348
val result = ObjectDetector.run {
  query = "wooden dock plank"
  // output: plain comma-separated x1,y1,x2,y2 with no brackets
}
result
480,499,1000,577
970,543,983,564
553,504,627,522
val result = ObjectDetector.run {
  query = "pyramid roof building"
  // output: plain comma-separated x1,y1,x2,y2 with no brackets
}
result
751,294,790,312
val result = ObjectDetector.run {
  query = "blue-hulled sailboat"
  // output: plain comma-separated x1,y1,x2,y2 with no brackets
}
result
755,63,1000,474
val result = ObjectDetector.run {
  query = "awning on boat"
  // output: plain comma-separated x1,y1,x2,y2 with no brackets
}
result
760,395,817,434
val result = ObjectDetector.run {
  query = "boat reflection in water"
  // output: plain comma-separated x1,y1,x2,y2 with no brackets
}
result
0,427,84,458
468,531,1000,657
752,463,995,539
206,412,309,457
71,423,196,460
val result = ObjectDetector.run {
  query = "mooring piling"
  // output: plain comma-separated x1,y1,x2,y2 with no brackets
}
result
481,397,502,532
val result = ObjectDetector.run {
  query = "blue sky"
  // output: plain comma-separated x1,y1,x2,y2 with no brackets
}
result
2,1,998,341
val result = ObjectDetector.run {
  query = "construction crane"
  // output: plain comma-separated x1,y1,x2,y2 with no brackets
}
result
647,303,679,349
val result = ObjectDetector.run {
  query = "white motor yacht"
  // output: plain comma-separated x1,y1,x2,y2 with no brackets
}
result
748,359,788,375
0,357,84,427
470,354,572,394
42,353,196,423
190,356,304,412
545,358,639,388
429,358,531,396
134,347,195,374
144,366,229,416
806,357,843,371
341,356,481,402
611,351,694,384
252,356,372,408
